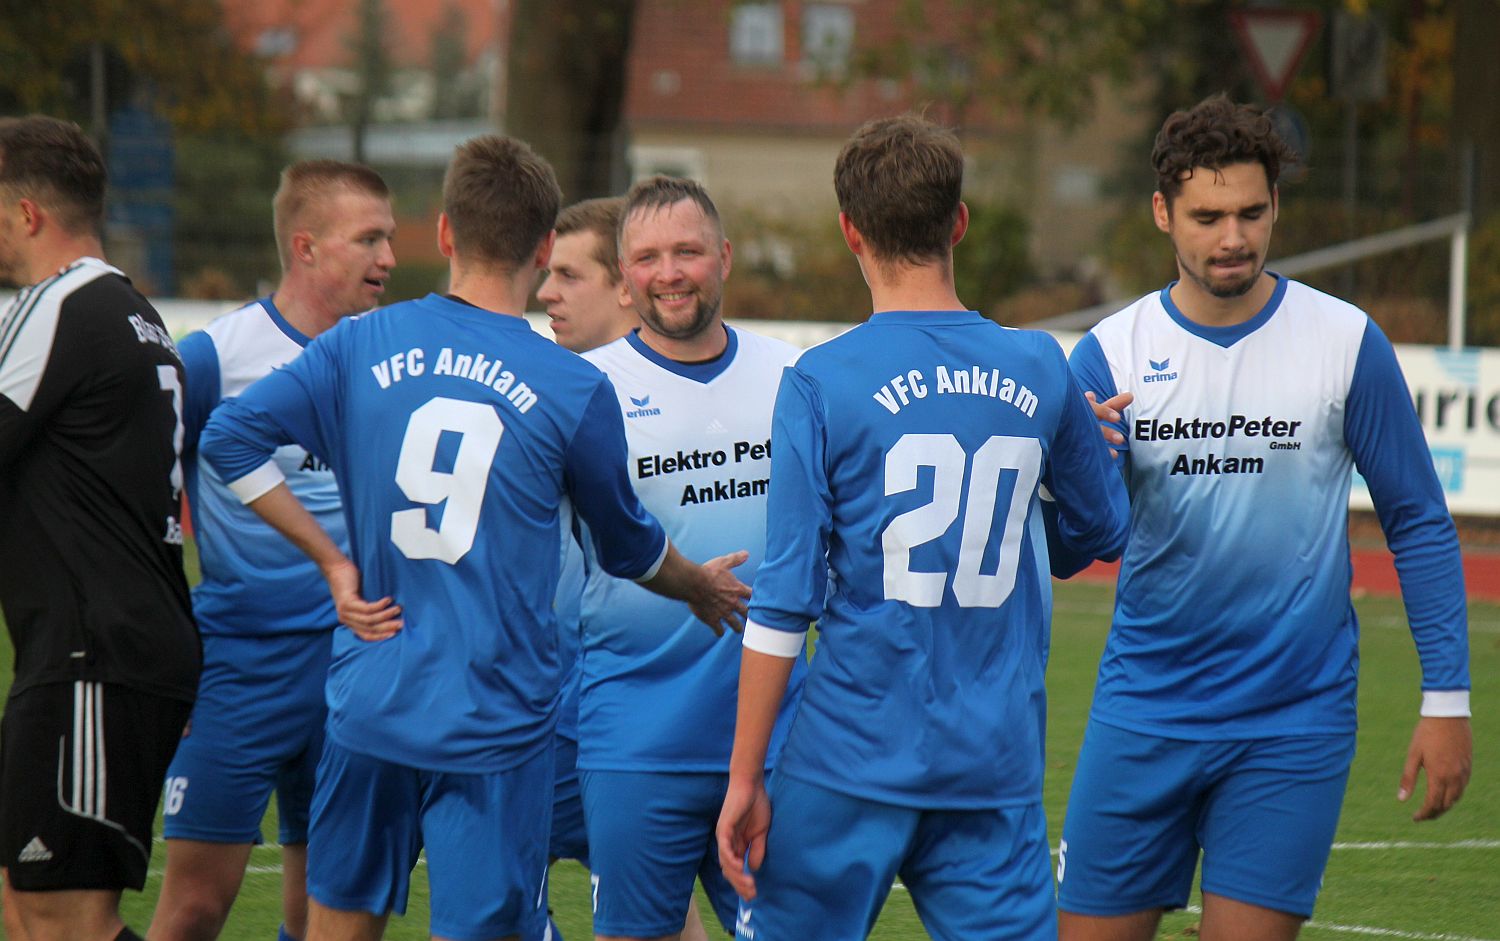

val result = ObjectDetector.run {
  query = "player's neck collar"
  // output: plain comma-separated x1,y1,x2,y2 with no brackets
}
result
625,325,737,383
1159,274,1287,348
258,296,313,348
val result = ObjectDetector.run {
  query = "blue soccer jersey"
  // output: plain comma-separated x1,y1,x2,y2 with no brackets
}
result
745,310,1129,808
199,294,667,772
182,298,347,637
576,326,806,771
1069,277,1470,739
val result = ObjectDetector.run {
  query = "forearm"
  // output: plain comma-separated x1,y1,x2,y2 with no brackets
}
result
639,541,698,601
246,482,350,575
729,648,796,785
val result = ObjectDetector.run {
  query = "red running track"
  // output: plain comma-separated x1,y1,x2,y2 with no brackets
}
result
1071,549,1500,603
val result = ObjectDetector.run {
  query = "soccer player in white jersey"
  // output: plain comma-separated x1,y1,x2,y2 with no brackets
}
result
717,115,1129,940
197,136,752,941
575,176,806,941
148,160,395,941
536,197,712,941
1055,95,1473,941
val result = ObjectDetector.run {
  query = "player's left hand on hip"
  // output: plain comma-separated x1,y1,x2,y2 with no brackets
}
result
1400,715,1472,821
325,558,404,641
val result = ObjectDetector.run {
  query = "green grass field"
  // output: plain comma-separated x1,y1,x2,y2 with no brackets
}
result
3,559,1496,939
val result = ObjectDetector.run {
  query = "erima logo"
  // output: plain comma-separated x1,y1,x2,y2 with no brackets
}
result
625,393,661,418
1143,356,1178,383
18,837,52,863
736,904,755,940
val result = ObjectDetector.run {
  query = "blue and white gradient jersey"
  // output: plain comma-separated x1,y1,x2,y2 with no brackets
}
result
182,298,346,637
1070,276,1470,740
199,294,668,772
555,498,584,742
577,326,806,772
745,311,1129,808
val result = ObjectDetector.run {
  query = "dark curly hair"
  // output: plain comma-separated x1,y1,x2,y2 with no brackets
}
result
1152,94,1299,205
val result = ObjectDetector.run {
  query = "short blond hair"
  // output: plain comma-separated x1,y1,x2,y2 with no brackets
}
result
272,160,390,271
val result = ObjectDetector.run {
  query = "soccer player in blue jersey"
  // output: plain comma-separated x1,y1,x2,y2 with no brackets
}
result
148,160,396,941
197,135,752,941
577,176,806,941
716,114,1129,940
1056,95,1473,941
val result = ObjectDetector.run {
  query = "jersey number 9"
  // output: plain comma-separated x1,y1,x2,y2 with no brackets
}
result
391,396,504,564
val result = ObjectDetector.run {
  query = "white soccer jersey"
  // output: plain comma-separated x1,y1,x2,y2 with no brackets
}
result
182,298,346,636
577,326,806,771
1069,276,1469,739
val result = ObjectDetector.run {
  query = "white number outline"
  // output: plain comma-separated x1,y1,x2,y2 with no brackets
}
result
390,397,504,564
881,433,1042,608
156,365,184,497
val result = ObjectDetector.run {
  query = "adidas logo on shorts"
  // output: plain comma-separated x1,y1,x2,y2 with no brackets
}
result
18,837,52,863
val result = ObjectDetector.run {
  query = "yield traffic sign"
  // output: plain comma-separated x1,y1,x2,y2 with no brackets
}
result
1229,9,1323,102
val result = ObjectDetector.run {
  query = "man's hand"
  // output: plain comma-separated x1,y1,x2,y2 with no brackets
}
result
1399,716,1472,821
1085,390,1133,459
323,557,402,642
717,775,772,900
689,550,752,637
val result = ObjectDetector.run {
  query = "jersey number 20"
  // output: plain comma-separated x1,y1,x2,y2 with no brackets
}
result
391,397,503,564
882,433,1041,608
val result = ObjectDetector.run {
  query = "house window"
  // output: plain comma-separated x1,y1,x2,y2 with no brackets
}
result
628,145,707,186
730,3,784,66
802,4,854,75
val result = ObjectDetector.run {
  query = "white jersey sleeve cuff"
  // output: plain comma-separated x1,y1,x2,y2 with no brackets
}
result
743,621,807,658
631,538,670,584
1420,690,1471,718
227,460,287,504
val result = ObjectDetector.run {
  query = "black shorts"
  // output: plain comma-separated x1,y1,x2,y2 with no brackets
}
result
0,681,191,891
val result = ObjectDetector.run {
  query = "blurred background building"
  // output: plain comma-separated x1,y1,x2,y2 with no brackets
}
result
2,0,1497,343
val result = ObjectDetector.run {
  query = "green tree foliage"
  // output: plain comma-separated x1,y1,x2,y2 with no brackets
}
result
855,0,1172,129
0,0,289,138
429,2,475,120
953,201,1032,315
347,0,393,162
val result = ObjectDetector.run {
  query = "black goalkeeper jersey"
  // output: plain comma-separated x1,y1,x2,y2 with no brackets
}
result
0,257,199,701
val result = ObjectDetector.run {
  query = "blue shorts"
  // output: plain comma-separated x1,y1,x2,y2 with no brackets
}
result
581,770,739,937
1057,721,1356,919
550,736,588,866
733,774,1054,941
308,739,554,941
162,630,331,844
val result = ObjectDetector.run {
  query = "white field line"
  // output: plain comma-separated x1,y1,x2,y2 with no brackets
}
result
146,843,427,879
164,843,1496,941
